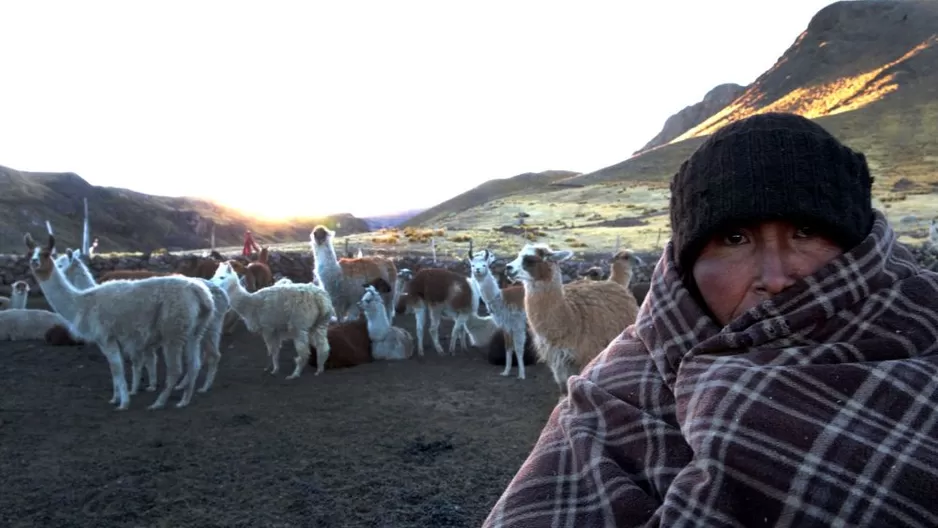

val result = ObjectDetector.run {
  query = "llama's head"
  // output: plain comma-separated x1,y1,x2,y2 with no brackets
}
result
611,249,644,268
504,243,572,284
397,268,414,282
24,233,56,280
358,284,384,312
12,281,29,296
210,262,248,290
581,266,604,281
54,248,83,274
310,225,334,248
468,249,496,280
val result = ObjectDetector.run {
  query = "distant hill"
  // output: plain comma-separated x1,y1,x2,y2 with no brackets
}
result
401,170,580,228
0,165,370,254
361,208,428,230
562,0,938,190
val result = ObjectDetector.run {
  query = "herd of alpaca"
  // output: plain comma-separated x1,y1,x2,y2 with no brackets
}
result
1,224,648,408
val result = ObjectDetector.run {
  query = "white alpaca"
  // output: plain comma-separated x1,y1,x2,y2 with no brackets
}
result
10,281,29,309
468,250,529,379
25,233,214,410
0,309,70,341
211,262,335,378
173,277,231,393
55,249,96,290
359,285,414,360
310,225,398,322
54,248,159,393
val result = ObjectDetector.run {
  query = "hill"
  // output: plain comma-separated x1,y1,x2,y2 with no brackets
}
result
361,208,428,230
401,170,580,228
0,165,370,254
386,0,938,257
560,0,938,191
634,83,745,155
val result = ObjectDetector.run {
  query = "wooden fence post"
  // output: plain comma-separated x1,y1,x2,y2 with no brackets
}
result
82,197,90,256
430,238,437,263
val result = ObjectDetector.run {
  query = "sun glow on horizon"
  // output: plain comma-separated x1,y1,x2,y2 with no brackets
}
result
0,0,840,216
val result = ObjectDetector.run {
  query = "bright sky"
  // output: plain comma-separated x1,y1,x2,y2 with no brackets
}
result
0,0,837,219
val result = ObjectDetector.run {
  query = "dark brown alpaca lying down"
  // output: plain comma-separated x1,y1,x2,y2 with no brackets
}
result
307,276,394,369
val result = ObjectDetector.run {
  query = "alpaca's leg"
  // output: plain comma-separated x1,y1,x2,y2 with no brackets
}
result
386,290,398,322
548,349,576,396
149,346,182,410
129,349,144,396
501,330,514,377
413,305,427,356
308,326,330,375
262,332,282,375
448,314,468,355
511,326,527,380
175,337,203,408
103,345,130,410
145,348,158,392
428,306,445,355
286,331,311,380
198,332,222,393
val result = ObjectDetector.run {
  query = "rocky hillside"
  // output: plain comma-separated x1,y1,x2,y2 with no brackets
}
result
562,0,938,189
0,165,370,254
634,83,745,155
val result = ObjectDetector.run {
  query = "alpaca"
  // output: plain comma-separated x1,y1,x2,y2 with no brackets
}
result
55,249,96,290
25,233,214,410
468,249,529,379
99,269,176,282
359,284,414,360
505,243,640,395
237,248,274,292
172,277,231,393
175,254,223,280
486,327,538,367
395,267,491,356
210,261,335,378
580,266,605,281
630,281,650,306
0,309,70,341
608,249,643,288
10,281,29,309
45,324,85,346
309,319,374,369
310,225,398,321
54,248,160,393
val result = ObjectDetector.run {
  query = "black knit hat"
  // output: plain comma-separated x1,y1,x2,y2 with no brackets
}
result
669,112,874,271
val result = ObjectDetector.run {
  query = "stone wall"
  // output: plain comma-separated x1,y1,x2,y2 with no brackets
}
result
4,243,936,298
0,249,658,297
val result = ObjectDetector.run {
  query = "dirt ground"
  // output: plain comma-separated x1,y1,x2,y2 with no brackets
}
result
0,298,560,528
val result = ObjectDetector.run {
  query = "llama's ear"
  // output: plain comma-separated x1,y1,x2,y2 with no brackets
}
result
47,234,56,251
548,249,574,262
24,233,35,250
66,249,73,258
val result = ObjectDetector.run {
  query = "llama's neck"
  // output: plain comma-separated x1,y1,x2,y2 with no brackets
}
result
11,291,27,310
36,265,85,324
609,264,633,288
476,273,507,315
314,243,341,274
226,280,260,320
364,304,391,341
68,261,97,290
523,274,575,334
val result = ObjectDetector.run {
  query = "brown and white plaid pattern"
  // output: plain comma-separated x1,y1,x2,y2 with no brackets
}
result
483,210,938,527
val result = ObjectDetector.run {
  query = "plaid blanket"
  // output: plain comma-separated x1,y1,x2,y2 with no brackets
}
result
484,211,938,527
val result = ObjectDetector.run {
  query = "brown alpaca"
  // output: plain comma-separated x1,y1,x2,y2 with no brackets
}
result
307,277,394,369
45,324,85,346
175,255,222,280
505,243,640,396
395,267,489,356
244,247,274,291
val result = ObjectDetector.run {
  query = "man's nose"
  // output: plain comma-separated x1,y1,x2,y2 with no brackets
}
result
755,250,797,296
